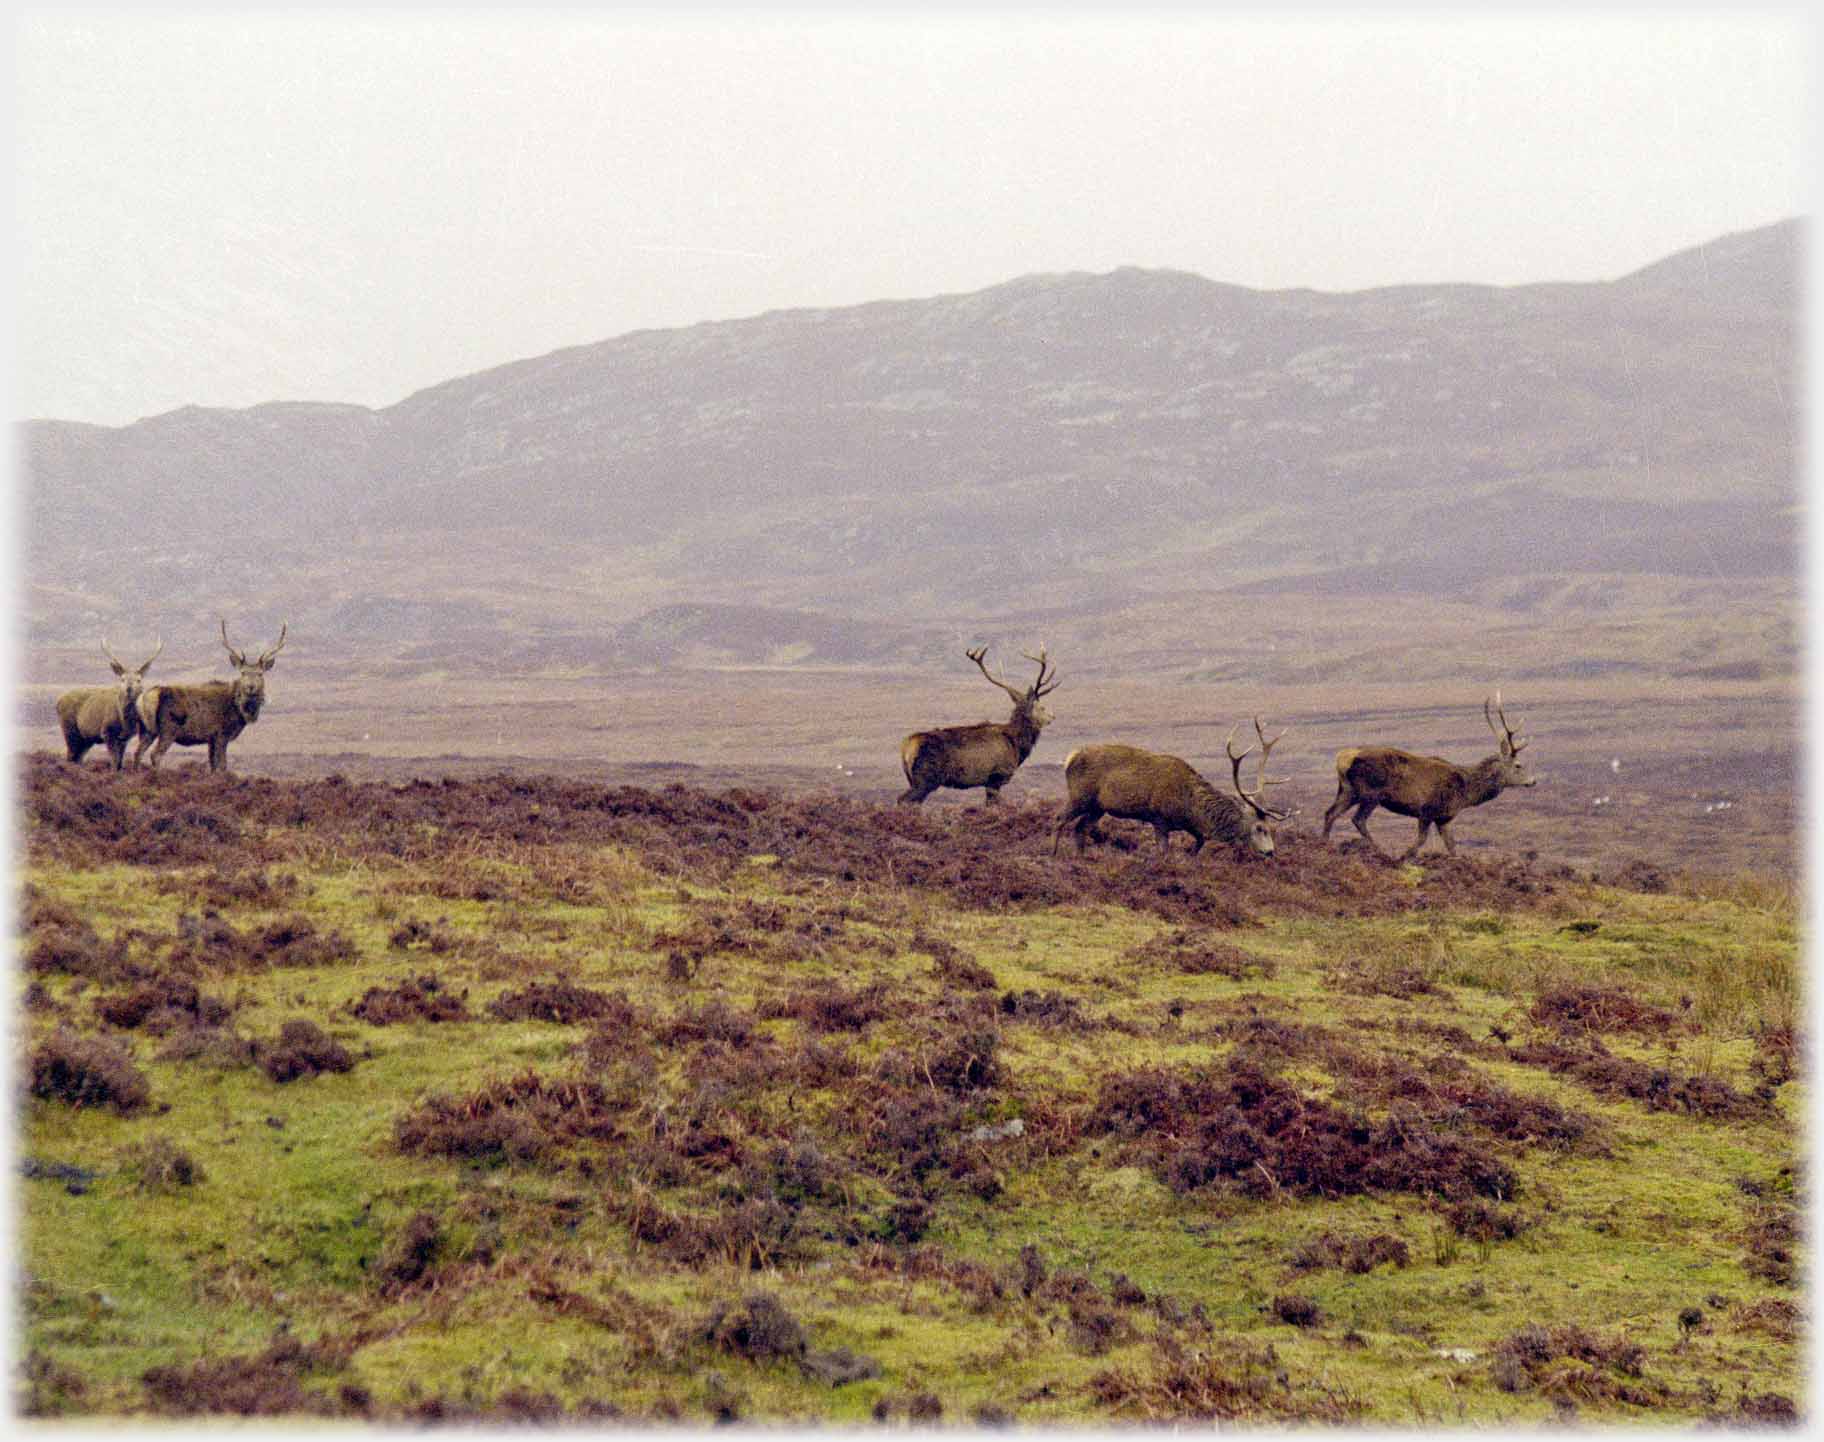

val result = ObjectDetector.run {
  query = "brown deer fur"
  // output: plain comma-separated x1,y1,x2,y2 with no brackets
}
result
1053,722,1286,859
899,646,1058,805
56,639,161,771
134,621,286,773
1321,694,1534,860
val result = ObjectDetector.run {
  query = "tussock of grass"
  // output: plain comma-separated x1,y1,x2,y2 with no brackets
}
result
28,1029,151,1113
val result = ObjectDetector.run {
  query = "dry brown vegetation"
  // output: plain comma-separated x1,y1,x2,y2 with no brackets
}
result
18,755,1576,928
14,747,1801,1424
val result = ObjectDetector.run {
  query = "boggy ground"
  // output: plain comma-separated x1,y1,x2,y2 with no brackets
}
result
13,753,1804,1424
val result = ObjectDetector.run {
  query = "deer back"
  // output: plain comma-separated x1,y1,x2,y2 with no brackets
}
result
1338,747,1478,819
1069,744,1249,841
154,681,247,745
1068,743,1191,811
904,719,1024,787
58,686,125,738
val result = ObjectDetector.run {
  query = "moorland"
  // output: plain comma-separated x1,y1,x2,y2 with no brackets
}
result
13,675,1802,1422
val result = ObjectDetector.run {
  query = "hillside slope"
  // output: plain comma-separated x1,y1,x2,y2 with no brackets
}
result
18,220,1801,677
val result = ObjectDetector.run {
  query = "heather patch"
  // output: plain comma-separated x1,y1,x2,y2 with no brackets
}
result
350,974,471,1025
1505,1038,1768,1120
1530,985,1684,1036
141,1336,351,1418
27,1029,151,1113
256,1019,356,1083
394,1070,625,1166
95,977,232,1032
1088,1062,1517,1202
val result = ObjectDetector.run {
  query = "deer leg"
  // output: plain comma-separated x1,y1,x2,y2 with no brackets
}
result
1398,820,1432,861
1350,801,1385,853
107,736,127,770
1154,823,1175,850
1053,803,1093,856
1437,820,1457,855
1072,810,1103,852
897,786,928,805
982,785,1003,806
147,733,172,771
63,730,92,765
1321,788,1353,840
208,738,226,772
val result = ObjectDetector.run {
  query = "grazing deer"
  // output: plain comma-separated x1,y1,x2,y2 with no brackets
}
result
1322,693,1535,860
1053,718,1288,858
55,638,163,770
899,646,1059,805
134,620,287,773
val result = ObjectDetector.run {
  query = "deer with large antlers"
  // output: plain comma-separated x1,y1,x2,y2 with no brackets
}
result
898,645,1060,805
1053,718,1289,858
55,638,163,770
133,620,287,773
1321,693,1536,860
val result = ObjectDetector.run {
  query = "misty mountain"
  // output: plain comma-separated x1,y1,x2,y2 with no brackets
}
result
19,219,1800,675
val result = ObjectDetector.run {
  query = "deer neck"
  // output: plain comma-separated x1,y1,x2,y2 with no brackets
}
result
1003,705,1043,760
1464,756,1509,805
1193,786,1244,844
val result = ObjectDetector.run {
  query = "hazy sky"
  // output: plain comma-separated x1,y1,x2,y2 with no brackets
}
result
14,8,1814,427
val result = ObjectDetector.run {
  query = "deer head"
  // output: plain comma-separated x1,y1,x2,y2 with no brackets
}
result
1485,691,1535,788
967,645,1059,728
1226,716,1290,855
222,619,286,722
102,636,162,713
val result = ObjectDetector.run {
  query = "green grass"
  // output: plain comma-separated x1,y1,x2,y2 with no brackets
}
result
15,790,1803,1424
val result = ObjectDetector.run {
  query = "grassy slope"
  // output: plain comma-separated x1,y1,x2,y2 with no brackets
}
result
14,757,1802,1424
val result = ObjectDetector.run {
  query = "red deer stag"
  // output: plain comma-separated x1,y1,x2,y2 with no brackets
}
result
1053,718,1288,858
899,645,1059,805
134,620,287,773
1321,693,1535,860
55,638,163,770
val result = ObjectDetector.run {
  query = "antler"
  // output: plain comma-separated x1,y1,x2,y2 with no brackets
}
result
259,623,288,667
965,645,1023,702
969,643,1057,702
103,637,162,675
1485,691,1526,756
1226,716,1290,819
1021,646,1060,698
221,619,245,667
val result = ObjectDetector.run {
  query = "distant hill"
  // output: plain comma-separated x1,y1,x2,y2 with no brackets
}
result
18,219,1801,681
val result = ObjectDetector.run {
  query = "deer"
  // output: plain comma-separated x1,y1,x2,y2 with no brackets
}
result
1052,718,1288,858
1321,693,1535,860
55,638,163,770
133,620,287,773
898,645,1060,805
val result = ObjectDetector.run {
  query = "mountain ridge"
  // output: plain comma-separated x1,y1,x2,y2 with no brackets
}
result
19,219,1802,681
